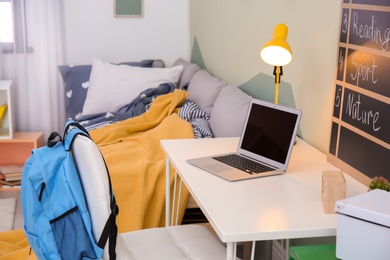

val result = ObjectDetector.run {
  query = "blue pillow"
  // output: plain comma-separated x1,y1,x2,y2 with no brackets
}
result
59,60,154,120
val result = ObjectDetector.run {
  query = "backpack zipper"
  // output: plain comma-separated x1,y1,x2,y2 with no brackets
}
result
38,182,46,201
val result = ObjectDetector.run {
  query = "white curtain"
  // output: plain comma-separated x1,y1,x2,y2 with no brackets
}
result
0,44,3,80
0,0,65,140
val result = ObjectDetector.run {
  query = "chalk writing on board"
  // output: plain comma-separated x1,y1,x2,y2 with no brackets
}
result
350,9,390,52
344,93,380,132
346,49,390,98
329,0,390,186
333,85,343,119
337,47,346,81
342,88,390,144
349,51,378,87
340,9,349,43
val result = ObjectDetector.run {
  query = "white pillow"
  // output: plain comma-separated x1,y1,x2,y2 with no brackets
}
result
82,58,183,115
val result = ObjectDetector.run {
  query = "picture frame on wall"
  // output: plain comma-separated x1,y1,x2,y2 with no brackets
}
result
114,0,143,18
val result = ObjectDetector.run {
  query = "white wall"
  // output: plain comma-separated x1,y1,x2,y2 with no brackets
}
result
63,0,189,66
190,1,342,153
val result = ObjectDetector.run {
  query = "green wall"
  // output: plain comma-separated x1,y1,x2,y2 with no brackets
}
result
190,0,342,153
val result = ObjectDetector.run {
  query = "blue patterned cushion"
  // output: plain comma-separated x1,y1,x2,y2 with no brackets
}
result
59,60,154,120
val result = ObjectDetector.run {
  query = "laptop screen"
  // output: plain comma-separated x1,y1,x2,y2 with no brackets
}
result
239,100,300,165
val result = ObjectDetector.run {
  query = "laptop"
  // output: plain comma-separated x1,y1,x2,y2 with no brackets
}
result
187,98,302,181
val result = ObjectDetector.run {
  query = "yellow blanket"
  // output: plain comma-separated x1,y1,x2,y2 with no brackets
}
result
0,230,36,260
90,89,194,232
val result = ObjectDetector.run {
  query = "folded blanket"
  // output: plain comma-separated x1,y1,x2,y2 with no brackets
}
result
117,82,176,116
90,89,194,232
91,89,188,145
78,83,176,131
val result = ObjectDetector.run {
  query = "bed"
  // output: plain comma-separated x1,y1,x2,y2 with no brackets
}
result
57,57,254,233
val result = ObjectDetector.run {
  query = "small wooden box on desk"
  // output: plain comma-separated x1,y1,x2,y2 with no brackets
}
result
0,132,44,169
321,170,346,214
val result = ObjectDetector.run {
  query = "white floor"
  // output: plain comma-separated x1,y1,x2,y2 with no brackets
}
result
0,190,23,230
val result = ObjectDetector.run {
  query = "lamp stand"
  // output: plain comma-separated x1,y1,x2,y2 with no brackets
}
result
273,66,283,104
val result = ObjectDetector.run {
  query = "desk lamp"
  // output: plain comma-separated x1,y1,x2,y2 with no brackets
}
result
260,23,292,104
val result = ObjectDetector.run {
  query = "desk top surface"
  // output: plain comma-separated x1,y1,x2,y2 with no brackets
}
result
161,137,367,243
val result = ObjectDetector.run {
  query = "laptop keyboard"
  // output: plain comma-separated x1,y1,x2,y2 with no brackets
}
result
213,154,273,174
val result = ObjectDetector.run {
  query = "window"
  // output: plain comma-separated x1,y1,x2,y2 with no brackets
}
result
0,0,30,53
0,1,13,43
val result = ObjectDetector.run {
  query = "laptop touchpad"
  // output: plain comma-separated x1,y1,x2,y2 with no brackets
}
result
204,163,231,173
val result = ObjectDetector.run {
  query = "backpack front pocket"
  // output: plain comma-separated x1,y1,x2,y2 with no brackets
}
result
50,206,97,260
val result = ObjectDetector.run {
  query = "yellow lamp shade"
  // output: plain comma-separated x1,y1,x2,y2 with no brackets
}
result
260,24,292,66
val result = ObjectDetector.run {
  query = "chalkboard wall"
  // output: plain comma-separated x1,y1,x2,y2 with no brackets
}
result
328,1,390,186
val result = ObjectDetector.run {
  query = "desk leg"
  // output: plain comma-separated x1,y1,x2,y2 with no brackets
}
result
251,241,256,260
166,157,171,227
166,157,183,226
226,242,238,260
174,176,183,225
284,239,290,260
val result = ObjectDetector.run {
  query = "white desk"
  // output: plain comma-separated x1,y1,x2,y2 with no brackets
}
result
161,137,367,259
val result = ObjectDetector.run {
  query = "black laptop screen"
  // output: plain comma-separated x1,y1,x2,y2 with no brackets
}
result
240,103,298,164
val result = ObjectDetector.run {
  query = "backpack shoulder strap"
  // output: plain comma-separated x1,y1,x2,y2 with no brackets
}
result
47,132,62,148
63,120,90,151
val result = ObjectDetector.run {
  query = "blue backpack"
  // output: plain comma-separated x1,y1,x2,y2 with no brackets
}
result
21,120,118,260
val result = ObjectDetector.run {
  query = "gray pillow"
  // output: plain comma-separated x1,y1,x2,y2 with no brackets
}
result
209,84,251,137
173,58,201,89
187,69,226,114
152,59,165,68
